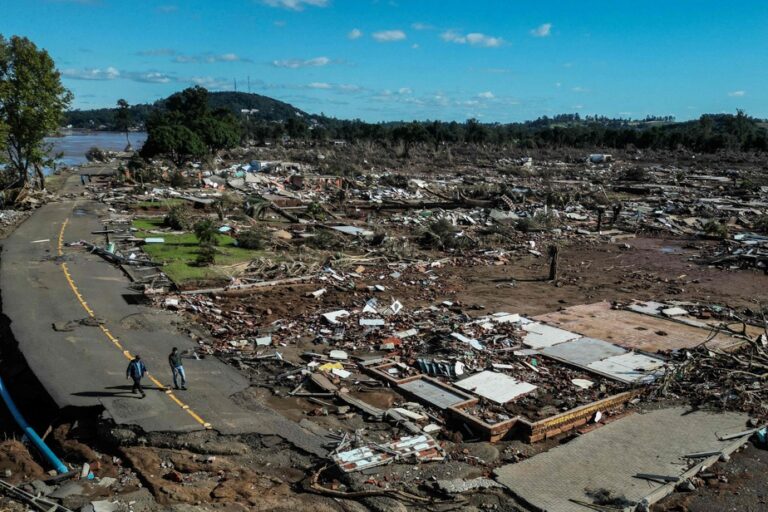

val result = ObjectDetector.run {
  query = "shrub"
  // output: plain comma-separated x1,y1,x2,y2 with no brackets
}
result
754,214,768,234
164,204,192,230
703,219,728,238
305,201,326,221
195,244,217,266
193,219,218,247
418,218,472,251
237,228,265,250
306,229,343,250
169,170,187,188
85,147,107,162
516,212,557,233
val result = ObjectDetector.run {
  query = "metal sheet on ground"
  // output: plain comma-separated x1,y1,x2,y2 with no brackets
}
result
455,371,536,404
587,352,666,384
522,322,581,349
539,337,627,366
399,379,468,409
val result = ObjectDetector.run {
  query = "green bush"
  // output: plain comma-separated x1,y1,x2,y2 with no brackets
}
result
164,204,193,230
193,219,218,247
703,219,728,238
237,228,265,250
195,244,217,266
418,218,472,251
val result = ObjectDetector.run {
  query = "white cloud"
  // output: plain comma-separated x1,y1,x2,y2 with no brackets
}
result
307,82,332,89
478,91,494,99
61,66,120,80
398,87,413,95
126,71,173,83
173,53,250,63
572,86,589,93
531,23,552,37
189,76,231,89
372,30,407,42
555,82,562,88
411,22,433,30
261,0,328,11
272,56,331,68
441,30,503,47
62,66,175,84
348,28,363,40
728,90,746,97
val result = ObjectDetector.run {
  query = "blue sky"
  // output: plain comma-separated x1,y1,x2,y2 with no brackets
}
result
3,0,767,122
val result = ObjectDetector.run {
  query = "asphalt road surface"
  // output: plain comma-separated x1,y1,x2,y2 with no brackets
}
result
1,169,327,455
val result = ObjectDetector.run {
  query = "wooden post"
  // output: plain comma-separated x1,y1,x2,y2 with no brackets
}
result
547,245,559,281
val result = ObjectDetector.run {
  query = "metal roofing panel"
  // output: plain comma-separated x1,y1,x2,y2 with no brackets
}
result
587,352,666,384
400,379,468,409
455,371,537,404
522,322,581,349
540,337,627,366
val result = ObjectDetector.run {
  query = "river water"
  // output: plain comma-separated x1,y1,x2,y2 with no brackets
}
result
45,131,147,169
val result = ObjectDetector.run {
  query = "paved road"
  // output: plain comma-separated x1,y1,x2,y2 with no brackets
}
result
1,170,328,455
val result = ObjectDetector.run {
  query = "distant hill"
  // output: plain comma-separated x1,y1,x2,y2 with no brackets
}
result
64,91,312,130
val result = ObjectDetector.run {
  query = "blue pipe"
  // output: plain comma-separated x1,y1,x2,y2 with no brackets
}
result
0,375,68,474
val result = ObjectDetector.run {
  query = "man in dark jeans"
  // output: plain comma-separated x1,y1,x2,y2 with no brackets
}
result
168,347,187,390
126,355,148,398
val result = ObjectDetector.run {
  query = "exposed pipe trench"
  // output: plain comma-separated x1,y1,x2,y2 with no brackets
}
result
0,375,68,474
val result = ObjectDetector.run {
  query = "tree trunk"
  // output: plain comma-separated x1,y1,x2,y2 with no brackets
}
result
35,165,46,190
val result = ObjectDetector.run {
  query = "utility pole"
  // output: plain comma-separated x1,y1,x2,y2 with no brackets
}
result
247,75,251,94
234,78,237,92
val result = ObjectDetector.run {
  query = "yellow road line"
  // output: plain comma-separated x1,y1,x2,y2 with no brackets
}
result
57,219,211,429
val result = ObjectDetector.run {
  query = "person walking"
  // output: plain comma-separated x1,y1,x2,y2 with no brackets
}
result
126,355,147,398
168,347,187,390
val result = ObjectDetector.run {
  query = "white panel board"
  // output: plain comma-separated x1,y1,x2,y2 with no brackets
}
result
456,371,536,404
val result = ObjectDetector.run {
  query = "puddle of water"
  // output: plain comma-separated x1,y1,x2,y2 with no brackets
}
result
659,246,679,254
73,209,88,216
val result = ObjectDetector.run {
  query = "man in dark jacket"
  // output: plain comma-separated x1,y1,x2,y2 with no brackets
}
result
126,355,147,398
168,347,187,390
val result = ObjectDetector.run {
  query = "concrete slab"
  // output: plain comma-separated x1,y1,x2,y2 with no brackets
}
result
399,379,468,409
494,407,751,512
534,302,744,352
455,371,536,404
540,337,627,366
522,322,581,349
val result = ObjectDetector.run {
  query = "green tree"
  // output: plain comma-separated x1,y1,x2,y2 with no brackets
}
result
141,123,206,166
193,218,219,266
115,98,131,148
140,86,239,164
0,35,73,189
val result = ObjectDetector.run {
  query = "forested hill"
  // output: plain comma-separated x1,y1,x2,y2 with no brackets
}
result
64,91,312,129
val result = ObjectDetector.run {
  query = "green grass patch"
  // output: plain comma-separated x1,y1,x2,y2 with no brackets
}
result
133,217,265,284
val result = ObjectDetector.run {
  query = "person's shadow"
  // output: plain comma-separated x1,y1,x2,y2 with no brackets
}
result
72,385,155,399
